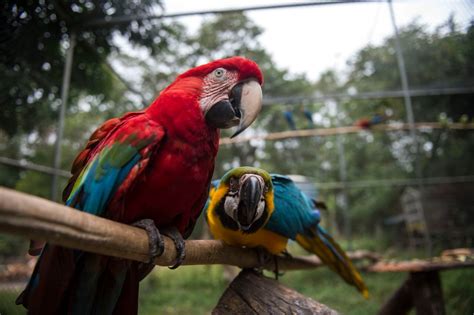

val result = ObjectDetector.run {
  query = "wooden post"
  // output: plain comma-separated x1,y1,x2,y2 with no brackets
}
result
378,271,446,315
377,276,413,315
213,270,339,315
410,271,445,315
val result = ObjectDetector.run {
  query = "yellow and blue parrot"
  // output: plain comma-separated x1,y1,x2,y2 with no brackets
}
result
205,166,368,297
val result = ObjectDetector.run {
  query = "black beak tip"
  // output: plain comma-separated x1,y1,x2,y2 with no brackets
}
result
230,127,244,138
240,224,252,232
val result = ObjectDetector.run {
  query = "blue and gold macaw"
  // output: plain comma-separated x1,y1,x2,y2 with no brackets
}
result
205,166,368,297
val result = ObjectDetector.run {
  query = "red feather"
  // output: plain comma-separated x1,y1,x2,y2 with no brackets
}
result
62,111,144,202
19,56,263,314
355,118,371,129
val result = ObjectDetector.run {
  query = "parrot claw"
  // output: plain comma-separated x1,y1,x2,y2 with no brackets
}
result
273,255,285,280
255,247,273,267
162,227,186,270
132,219,165,262
132,219,165,281
253,248,284,279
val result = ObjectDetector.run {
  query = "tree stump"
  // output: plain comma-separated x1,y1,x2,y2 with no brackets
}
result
378,271,446,315
410,271,445,315
213,269,339,315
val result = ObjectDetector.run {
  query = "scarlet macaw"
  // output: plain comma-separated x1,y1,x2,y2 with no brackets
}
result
355,113,385,129
205,167,368,298
17,57,264,314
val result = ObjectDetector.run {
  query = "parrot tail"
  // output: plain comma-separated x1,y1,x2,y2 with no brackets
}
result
16,244,140,315
295,227,369,298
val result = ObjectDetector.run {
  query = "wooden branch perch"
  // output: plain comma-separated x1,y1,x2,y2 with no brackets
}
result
0,187,372,270
367,258,474,273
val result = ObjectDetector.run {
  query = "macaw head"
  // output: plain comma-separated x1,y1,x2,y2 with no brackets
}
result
154,56,264,138
210,167,274,233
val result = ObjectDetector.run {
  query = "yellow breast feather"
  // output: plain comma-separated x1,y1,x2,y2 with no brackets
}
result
207,186,287,254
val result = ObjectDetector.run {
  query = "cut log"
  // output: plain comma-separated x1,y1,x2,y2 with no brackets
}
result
213,269,339,315
377,276,413,315
410,271,445,315
378,271,446,315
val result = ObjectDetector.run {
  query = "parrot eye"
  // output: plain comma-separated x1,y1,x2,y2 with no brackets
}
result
229,177,239,192
213,68,226,79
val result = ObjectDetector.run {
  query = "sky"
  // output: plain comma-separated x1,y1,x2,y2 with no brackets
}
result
162,0,473,80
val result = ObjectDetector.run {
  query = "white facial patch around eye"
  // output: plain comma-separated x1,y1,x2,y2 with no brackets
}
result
224,195,239,220
199,71,239,114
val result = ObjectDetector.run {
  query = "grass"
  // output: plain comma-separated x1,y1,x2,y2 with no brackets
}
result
1,249,473,314
139,265,228,315
138,263,474,315
442,268,474,315
0,289,25,315
138,265,405,315
279,269,404,315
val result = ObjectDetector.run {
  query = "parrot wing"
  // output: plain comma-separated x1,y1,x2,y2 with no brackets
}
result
267,174,369,297
264,174,320,240
62,111,144,202
29,111,147,255
18,114,165,313
64,112,165,219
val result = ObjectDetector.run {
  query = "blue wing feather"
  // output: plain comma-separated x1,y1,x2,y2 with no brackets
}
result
265,174,320,239
66,153,141,216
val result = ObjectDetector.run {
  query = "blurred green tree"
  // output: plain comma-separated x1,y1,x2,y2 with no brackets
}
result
0,1,188,193
324,20,474,234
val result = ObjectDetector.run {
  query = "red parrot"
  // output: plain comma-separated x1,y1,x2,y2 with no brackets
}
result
355,113,385,129
17,57,263,314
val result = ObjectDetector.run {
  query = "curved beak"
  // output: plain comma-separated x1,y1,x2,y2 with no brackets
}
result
205,79,262,137
237,176,263,230
231,80,263,138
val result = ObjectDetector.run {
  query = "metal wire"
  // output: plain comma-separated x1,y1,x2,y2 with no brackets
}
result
263,86,474,105
2,155,473,190
2,123,473,190
82,0,380,28
315,175,474,190
0,156,70,178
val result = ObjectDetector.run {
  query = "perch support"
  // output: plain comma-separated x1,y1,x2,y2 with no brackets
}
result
213,269,339,315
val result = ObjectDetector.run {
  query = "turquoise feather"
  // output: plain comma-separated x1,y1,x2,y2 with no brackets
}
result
265,174,321,239
66,142,143,216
